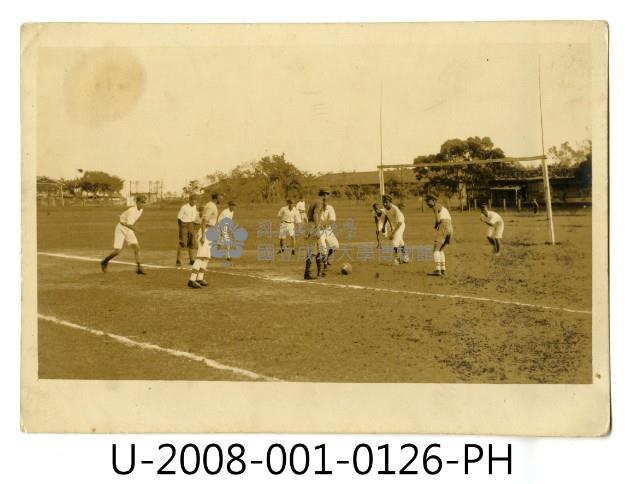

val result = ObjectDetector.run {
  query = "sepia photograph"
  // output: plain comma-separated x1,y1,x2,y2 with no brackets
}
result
21,22,609,434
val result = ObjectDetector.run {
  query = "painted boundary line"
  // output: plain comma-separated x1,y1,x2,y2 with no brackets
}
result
37,251,592,315
38,313,281,382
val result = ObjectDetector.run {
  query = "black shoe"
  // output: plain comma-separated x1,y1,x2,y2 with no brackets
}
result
198,279,208,287
291,249,296,255
176,259,181,266
189,259,195,265
304,273,317,280
136,268,147,275
100,260,108,273
187,280,202,289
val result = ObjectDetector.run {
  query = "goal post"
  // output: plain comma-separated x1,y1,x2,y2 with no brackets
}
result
377,154,557,245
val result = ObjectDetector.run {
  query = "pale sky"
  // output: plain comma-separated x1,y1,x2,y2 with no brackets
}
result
37,42,591,193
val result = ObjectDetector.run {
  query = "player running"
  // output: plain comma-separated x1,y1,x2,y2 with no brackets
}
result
372,202,389,249
480,203,504,255
187,192,221,289
176,194,199,266
381,194,407,264
278,199,301,256
100,196,147,275
425,194,453,276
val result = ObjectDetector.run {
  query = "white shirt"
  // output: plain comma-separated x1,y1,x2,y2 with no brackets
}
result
295,200,306,213
218,208,234,223
202,201,219,226
119,206,143,226
318,204,336,227
384,204,404,227
177,203,198,223
437,205,452,221
278,206,301,223
481,210,503,225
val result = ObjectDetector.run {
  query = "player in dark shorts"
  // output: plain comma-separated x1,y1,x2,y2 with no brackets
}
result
303,188,331,280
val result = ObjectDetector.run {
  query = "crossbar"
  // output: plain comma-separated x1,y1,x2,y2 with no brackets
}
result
378,155,546,170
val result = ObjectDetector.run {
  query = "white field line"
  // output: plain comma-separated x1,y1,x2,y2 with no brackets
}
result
38,251,592,315
38,313,281,382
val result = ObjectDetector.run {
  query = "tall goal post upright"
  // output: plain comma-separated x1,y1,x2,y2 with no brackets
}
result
378,81,385,197
538,55,556,245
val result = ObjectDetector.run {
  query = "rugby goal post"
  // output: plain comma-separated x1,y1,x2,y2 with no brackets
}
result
378,154,556,245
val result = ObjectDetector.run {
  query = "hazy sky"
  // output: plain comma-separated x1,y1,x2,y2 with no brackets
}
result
37,42,591,193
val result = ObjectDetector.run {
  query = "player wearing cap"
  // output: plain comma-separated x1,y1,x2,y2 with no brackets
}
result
425,194,453,276
382,194,407,264
303,188,336,279
100,196,147,275
278,199,301,256
480,203,504,255
372,202,389,249
176,194,199,266
187,192,221,289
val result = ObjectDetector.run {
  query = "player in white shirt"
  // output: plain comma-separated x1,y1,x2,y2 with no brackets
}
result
295,197,308,223
176,194,199,266
100,196,147,275
425,194,453,276
303,188,337,279
480,203,504,255
217,201,236,261
381,194,407,264
372,203,389,249
317,197,339,270
187,192,221,289
278,199,301,256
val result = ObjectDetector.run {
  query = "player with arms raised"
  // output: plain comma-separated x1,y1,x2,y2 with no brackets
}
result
100,195,147,275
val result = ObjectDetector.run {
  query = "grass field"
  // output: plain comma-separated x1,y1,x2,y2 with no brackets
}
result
36,201,592,383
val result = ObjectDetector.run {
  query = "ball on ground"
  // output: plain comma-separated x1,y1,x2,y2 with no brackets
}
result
341,262,352,275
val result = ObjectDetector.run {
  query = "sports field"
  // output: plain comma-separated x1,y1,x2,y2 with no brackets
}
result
36,201,592,383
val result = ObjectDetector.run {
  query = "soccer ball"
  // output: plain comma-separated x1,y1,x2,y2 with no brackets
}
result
341,262,352,275
402,253,410,263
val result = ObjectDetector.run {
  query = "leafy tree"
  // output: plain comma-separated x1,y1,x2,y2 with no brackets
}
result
413,136,507,208
77,171,124,196
547,140,592,167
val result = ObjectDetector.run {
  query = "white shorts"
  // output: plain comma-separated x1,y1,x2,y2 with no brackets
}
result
316,229,339,254
390,224,405,248
196,236,212,258
279,222,296,239
113,223,138,249
487,221,504,239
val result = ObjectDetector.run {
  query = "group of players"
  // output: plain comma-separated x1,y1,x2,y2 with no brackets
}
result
99,187,505,283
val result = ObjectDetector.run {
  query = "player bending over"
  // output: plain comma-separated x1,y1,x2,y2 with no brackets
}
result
425,194,453,276
100,195,147,275
176,194,199,266
480,203,504,255
372,202,389,249
381,195,407,264
278,199,301,255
